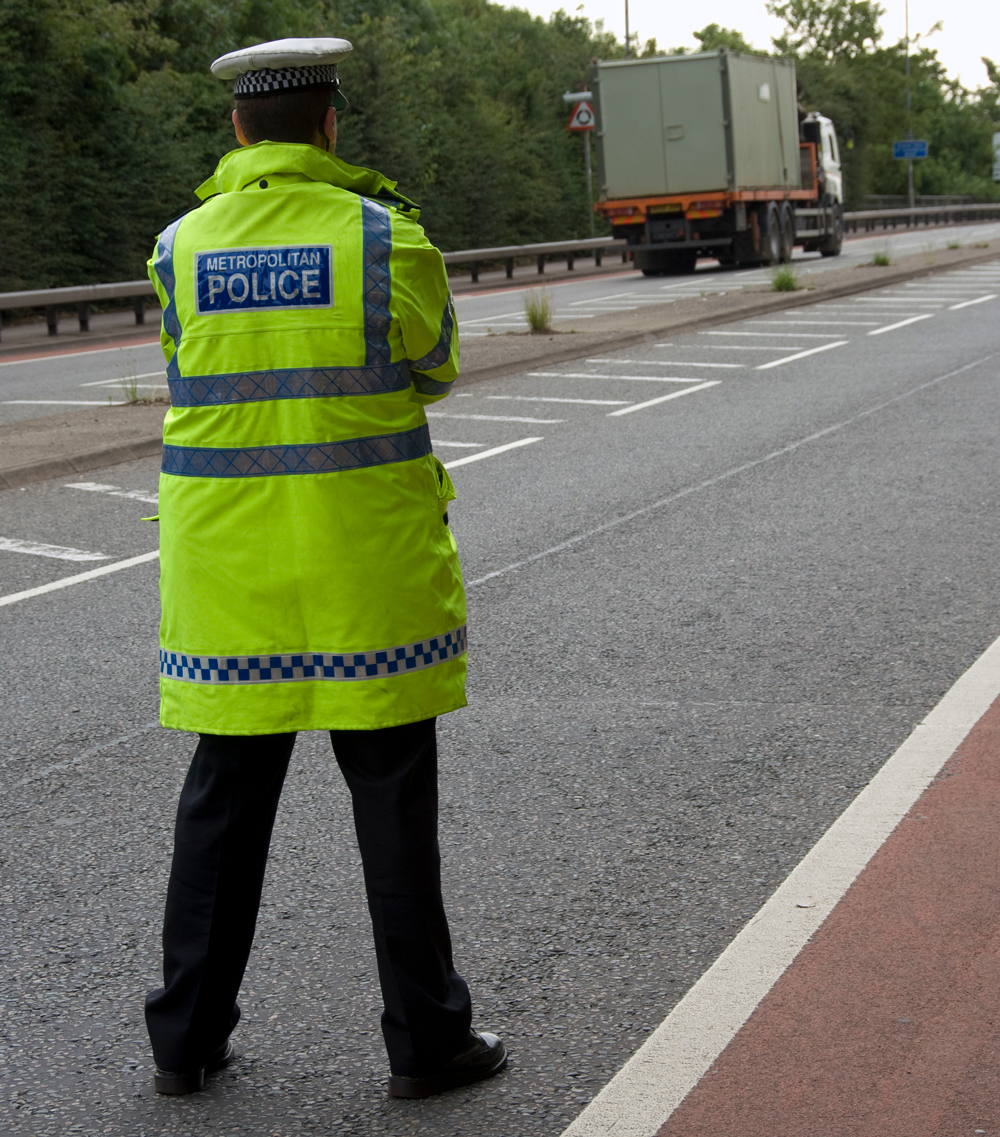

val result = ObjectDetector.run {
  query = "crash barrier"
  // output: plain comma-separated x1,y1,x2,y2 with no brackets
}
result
3,205,999,338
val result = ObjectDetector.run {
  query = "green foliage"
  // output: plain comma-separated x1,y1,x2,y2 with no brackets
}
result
770,266,800,290
693,24,757,54
523,287,553,332
871,249,890,265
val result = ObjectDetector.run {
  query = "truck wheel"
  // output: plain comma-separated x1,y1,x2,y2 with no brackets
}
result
633,248,665,275
763,204,782,265
819,205,844,257
664,250,698,275
779,203,795,263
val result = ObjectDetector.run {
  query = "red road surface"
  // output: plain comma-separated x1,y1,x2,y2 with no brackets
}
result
659,695,1000,1137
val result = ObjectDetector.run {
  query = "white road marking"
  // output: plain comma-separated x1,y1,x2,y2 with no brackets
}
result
608,381,721,416
755,341,849,369
867,314,934,336
0,536,110,562
747,319,879,326
2,400,126,406
0,342,161,368
949,294,997,310
560,626,1000,1137
851,298,944,306
569,291,637,304
487,395,629,405
698,332,847,340
0,550,160,609
698,345,806,351
443,436,542,469
585,358,743,368
528,372,705,383
430,440,484,448
65,482,159,504
78,372,165,386
425,412,563,424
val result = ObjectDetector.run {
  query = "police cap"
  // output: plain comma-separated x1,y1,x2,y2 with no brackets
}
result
211,37,353,111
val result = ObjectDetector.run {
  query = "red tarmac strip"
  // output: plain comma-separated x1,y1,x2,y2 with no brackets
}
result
659,694,1000,1137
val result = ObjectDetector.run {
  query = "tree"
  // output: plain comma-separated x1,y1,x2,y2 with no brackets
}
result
768,0,883,61
693,24,757,54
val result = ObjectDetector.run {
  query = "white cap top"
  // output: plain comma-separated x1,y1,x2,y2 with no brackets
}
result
211,37,353,80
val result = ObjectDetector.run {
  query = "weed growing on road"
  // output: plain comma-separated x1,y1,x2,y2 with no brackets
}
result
871,250,891,266
771,266,799,292
524,288,553,333
947,240,961,249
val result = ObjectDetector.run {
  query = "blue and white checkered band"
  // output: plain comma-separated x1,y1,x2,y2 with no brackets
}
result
234,64,338,98
160,626,468,685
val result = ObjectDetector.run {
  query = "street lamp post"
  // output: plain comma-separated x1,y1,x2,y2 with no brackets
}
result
905,0,915,209
624,0,630,59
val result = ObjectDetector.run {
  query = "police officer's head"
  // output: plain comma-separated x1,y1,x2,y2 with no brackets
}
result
211,38,352,153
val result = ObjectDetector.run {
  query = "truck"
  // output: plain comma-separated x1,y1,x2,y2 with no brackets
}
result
590,50,844,274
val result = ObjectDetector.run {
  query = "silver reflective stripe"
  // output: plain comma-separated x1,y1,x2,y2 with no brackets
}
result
408,298,455,379
161,424,431,478
361,198,392,367
160,626,467,684
168,362,412,406
153,217,185,381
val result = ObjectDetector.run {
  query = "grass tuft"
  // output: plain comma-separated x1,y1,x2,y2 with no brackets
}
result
871,250,891,266
947,240,961,250
523,288,553,333
770,266,799,292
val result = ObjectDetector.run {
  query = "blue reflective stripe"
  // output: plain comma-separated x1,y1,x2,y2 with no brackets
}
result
160,625,467,684
408,298,455,374
168,362,412,406
161,424,431,477
361,198,392,367
153,217,185,381
412,373,454,397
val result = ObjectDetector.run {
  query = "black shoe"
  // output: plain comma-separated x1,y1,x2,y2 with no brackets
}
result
153,1039,235,1096
388,1030,507,1099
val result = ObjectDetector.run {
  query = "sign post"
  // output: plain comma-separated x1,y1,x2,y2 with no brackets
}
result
893,138,928,209
564,93,596,237
993,131,1000,182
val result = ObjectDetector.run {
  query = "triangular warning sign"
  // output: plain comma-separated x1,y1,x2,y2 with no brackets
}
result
566,101,595,131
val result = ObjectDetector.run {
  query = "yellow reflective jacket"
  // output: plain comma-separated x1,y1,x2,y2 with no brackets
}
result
147,142,465,735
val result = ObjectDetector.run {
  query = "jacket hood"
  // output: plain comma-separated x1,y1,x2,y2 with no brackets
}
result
195,143,420,217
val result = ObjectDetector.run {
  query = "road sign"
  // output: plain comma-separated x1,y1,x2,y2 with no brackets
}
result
893,139,928,160
567,101,595,132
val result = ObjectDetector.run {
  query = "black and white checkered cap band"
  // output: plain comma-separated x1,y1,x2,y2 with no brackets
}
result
234,64,339,98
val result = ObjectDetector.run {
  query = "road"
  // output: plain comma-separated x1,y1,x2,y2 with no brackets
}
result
2,219,999,425
1,258,999,1136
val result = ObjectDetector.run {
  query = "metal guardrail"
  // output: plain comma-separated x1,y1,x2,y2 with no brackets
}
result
2,206,998,339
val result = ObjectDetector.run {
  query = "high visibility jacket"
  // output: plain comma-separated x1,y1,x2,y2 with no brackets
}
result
148,142,466,735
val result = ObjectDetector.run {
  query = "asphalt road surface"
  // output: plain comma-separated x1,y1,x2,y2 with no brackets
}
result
1,259,999,1136
2,220,999,425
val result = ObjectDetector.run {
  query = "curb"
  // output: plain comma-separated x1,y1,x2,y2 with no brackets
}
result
456,245,999,385
0,436,162,491
1,245,994,491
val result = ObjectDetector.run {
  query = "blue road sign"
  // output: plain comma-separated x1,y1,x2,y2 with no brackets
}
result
894,140,929,160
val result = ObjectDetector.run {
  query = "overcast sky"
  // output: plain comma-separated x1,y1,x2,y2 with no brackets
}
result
504,0,998,90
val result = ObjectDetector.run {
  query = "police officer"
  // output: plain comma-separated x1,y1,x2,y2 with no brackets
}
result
143,37,506,1100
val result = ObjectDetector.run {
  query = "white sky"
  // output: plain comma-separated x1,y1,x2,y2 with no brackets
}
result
504,0,999,90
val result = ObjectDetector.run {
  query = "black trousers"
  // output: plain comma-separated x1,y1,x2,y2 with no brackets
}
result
145,719,472,1077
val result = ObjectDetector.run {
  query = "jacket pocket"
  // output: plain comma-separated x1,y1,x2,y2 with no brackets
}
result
431,455,457,505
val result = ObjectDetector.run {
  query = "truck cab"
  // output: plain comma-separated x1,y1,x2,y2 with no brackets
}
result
800,113,843,205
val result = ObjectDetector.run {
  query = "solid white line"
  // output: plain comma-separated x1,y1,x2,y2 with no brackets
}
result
560,628,1000,1137
0,550,159,608
528,372,702,383
586,358,743,368
78,371,165,386
0,341,161,368
867,313,934,336
569,291,636,304
430,440,484,448
0,536,110,562
949,294,997,310
755,341,849,369
1,400,125,406
608,380,721,416
64,482,159,504
443,436,542,469
464,354,991,590
746,320,879,326
487,395,629,405
698,332,846,340
425,412,562,424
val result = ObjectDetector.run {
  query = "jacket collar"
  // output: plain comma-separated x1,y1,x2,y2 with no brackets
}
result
195,142,420,217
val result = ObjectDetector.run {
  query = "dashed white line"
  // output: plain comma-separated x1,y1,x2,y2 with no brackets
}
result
65,482,158,504
949,294,997,310
697,332,846,340
487,395,629,406
0,536,110,562
867,314,934,336
585,358,743,368
528,372,706,383
755,341,849,369
430,441,484,449
425,412,563,424
443,437,543,469
608,381,721,416
2,400,125,406
747,320,879,327
0,550,160,608
78,372,165,386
